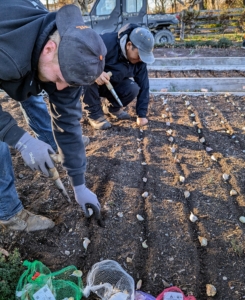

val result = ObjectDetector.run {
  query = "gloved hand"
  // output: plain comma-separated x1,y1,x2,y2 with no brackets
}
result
15,132,55,176
73,184,101,219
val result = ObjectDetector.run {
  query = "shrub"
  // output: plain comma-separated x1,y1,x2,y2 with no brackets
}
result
184,41,198,48
217,37,233,48
0,248,24,300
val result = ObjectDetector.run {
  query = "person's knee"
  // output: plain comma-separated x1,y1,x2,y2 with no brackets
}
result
129,81,140,99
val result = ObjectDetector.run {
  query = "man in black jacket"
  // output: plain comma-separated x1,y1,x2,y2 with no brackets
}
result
83,24,155,130
0,1,106,231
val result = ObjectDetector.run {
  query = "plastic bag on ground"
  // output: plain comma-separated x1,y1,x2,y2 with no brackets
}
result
156,286,196,300
16,260,83,300
135,290,156,300
83,260,135,300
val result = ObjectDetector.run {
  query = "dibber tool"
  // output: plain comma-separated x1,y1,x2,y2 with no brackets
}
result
106,71,123,107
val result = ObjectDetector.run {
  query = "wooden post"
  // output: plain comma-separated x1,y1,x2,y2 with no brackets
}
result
180,11,185,41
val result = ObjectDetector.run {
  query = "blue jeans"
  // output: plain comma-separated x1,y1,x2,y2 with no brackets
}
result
0,142,23,220
19,95,57,152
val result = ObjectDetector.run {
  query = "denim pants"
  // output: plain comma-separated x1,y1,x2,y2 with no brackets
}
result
0,142,23,220
19,95,57,152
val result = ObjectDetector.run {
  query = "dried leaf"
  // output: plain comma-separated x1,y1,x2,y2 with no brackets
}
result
0,248,9,256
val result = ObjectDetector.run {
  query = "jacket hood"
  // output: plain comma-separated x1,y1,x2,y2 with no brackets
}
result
118,23,139,39
0,0,56,81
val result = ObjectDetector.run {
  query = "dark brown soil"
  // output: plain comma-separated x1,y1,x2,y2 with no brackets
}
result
1,47,245,300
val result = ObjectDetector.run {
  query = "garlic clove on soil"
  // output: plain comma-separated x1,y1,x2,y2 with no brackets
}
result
83,238,91,250
117,212,123,217
198,236,208,246
222,173,229,181
88,208,93,216
142,240,148,248
230,189,237,196
206,284,217,296
184,191,190,198
142,177,147,182
71,270,83,277
189,212,198,223
136,279,142,290
142,192,148,198
239,216,245,223
137,214,144,221
179,176,185,183
126,257,133,263
199,137,205,143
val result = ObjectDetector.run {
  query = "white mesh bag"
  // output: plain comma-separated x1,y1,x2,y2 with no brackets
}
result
83,260,135,300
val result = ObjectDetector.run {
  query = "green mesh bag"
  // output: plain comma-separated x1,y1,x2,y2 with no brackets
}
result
16,260,83,300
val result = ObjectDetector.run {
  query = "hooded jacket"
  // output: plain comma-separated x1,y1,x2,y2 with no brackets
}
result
85,23,150,117
0,0,86,186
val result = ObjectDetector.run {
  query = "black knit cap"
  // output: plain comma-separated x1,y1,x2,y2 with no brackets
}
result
56,5,107,86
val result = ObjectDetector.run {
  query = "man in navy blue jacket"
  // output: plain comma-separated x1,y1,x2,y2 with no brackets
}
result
0,1,106,231
83,24,155,130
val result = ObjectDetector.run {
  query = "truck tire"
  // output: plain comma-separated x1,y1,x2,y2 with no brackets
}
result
154,29,175,44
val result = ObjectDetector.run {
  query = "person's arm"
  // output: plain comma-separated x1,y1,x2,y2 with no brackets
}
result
0,105,25,146
48,86,101,218
0,104,55,175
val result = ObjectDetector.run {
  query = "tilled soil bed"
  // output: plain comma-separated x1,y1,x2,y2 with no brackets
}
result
1,48,245,300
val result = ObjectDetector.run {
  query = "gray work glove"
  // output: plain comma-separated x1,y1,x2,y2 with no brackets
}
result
73,184,101,219
15,132,55,176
